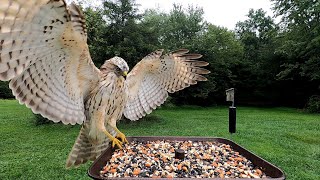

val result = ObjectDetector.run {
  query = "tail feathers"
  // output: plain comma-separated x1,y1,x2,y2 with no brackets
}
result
66,127,111,168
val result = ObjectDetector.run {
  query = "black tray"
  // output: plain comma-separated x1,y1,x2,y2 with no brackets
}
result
88,136,285,180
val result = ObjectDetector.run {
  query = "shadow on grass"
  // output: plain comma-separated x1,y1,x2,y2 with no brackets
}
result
32,112,164,127
33,114,53,126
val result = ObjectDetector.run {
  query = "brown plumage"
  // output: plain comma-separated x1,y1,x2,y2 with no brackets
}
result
0,0,210,168
124,49,210,120
65,57,129,168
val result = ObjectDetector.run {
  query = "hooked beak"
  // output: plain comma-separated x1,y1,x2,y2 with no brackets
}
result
123,71,128,77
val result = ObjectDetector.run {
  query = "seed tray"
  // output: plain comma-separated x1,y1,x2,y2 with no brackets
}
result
88,136,285,179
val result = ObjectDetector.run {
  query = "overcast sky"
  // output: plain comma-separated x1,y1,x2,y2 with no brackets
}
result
68,0,276,30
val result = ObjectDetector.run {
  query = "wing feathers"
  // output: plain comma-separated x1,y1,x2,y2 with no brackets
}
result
1,0,99,125
182,60,209,67
171,49,189,55
143,49,164,60
178,54,203,59
69,2,87,40
124,49,209,120
190,67,211,74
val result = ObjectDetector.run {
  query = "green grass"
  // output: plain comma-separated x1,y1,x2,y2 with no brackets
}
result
0,100,319,180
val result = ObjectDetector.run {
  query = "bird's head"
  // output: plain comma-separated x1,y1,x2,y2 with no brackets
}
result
100,56,129,77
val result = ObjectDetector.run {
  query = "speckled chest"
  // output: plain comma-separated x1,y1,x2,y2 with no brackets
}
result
100,73,128,119
84,73,128,121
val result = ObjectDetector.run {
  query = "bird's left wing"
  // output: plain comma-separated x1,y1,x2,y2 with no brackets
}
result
124,49,210,120
0,1,100,125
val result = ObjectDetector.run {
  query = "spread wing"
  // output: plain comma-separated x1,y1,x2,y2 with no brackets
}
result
124,49,210,120
0,0,100,125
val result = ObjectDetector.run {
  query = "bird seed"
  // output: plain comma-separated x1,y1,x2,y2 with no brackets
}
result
100,140,267,178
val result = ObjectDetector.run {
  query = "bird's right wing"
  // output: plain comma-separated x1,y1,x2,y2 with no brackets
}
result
0,1,100,125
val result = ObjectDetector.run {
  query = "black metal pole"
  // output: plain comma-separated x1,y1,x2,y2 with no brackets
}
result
229,106,236,134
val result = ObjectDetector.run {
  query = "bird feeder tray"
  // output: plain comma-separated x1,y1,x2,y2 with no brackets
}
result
88,136,285,180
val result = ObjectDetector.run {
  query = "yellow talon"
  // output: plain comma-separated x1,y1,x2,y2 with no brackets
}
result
111,137,123,149
111,126,128,144
116,132,128,144
103,130,123,149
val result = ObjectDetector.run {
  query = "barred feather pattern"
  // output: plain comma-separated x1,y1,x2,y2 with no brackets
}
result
124,49,210,120
65,122,117,168
66,69,128,168
0,0,99,125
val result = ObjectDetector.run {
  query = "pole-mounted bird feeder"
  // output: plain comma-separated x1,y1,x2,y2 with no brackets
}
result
226,88,236,134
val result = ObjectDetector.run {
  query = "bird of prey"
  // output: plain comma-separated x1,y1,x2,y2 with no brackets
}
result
0,0,210,168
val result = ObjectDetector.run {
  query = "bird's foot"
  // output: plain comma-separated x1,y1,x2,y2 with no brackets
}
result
116,132,128,144
111,137,123,149
103,130,123,149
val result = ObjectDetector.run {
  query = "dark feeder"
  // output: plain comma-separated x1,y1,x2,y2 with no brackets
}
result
226,88,236,134
174,149,185,160
88,136,285,179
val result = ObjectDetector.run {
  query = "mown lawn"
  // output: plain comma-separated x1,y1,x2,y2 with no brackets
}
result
0,99,319,180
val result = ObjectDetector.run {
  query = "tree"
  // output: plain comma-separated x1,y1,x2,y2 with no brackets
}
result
190,25,244,104
141,4,206,50
140,5,213,104
78,1,320,109
102,0,151,67
83,6,108,66
235,9,282,105
271,0,320,108
272,0,320,81
83,0,156,68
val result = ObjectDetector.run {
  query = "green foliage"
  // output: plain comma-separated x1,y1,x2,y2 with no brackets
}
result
140,4,207,50
0,81,13,99
270,0,320,107
159,4,206,49
141,5,239,104
272,0,320,81
235,9,282,105
101,0,157,67
83,0,156,68
306,95,320,113
151,5,212,103
59,1,320,108
191,25,244,104
84,6,109,66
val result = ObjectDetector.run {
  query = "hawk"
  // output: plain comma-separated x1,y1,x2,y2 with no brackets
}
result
0,0,210,168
